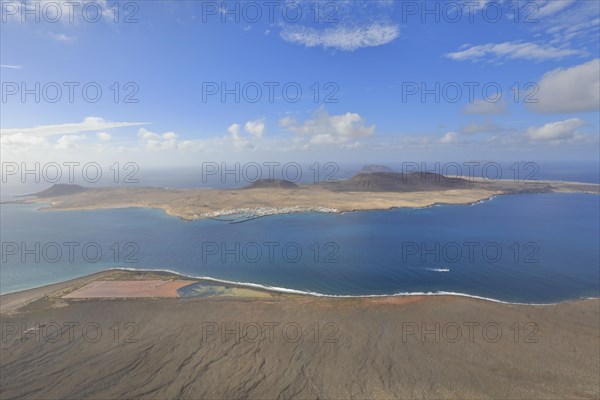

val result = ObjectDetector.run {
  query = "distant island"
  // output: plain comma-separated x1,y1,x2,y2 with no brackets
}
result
21,183,88,198
356,164,396,174
244,179,299,189
323,172,475,192
6,168,598,221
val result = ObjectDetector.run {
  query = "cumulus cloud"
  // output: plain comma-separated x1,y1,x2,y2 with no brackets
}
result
440,132,459,144
227,123,253,149
136,128,211,153
526,118,586,142
530,59,600,113
225,118,266,149
137,128,180,150
97,132,111,141
55,135,83,149
244,119,265,138
461,120,502,135
281,110,375,145
163,132,178,140
49,32,76,42
228,124,241,136
280,23,399,51
445,41,582,62
462,99,507,115
0,133,50,147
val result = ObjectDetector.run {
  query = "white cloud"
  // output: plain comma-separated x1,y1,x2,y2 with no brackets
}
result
538,1,599,49
440,132,458,144
280,22,399,51
0,133,50,147
97,132,111,141
137,128,160,140
244,119,265,138
526,118,586,142
228,123,241,136
530,59,600,113
1,117,146,138
49,32,76,42
281,110,375,145
446,41,582,62
137,128,180,150
278,116,295,127
227,123,253,149
162,132,178,140
535,0,576,18
0,64,22,69
461,121,501,135
472,0,494,10
463,99,507,115
225,119,265,149
55,135,83,149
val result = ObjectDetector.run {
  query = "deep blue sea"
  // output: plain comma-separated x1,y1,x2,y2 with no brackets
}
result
1,193,598,303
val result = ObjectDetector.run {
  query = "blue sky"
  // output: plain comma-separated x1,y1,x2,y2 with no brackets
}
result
1,0,599,167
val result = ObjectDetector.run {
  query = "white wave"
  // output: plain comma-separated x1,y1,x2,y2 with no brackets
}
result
426,268,450,272
107,267,588,305
469,195,498,206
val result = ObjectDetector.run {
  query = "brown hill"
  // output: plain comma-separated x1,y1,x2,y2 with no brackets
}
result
243,179,299,189
29,184,89,198
323,172,474,192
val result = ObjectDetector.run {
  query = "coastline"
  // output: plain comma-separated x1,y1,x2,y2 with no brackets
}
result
5,178,598,221
2,191,598,304
2,268,598,309
2,268,598,399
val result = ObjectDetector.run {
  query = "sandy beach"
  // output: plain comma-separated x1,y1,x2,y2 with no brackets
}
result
1,270,598,399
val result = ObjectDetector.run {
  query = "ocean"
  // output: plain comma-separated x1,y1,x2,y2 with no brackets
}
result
1,193,598,303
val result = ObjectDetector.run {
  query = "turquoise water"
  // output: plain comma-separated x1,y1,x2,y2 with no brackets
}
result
1,193,598,303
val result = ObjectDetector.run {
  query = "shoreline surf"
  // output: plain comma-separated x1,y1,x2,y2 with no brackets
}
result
2,267,598,306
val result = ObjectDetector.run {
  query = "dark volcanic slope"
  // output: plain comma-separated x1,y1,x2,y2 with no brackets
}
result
244,179,299,189
324,172,475,192
1,295,598,399
28,184,89,198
